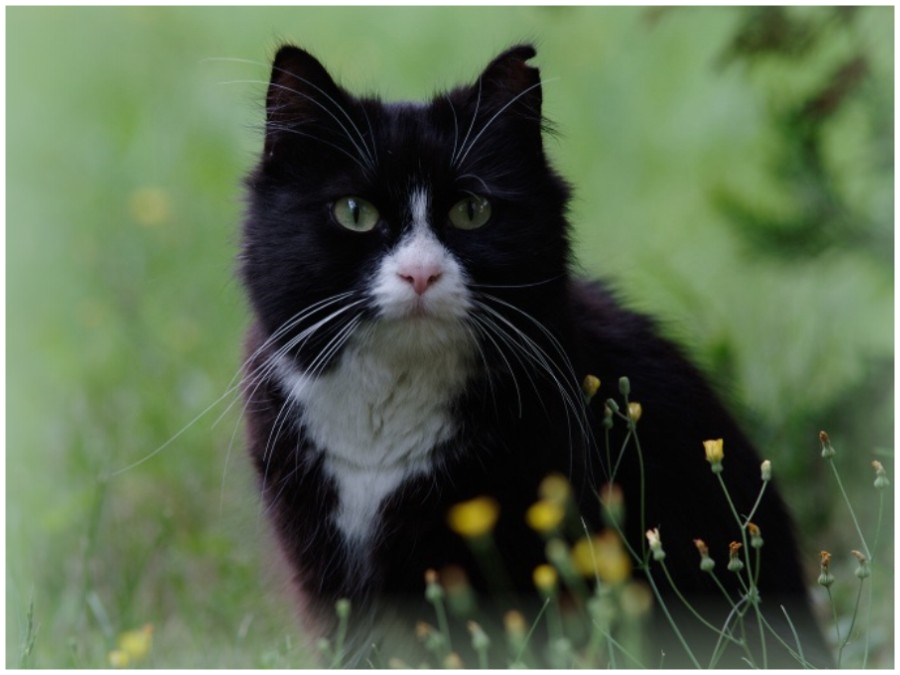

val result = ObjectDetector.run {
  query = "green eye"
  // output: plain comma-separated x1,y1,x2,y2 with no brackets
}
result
449,195,491,230
333,196,379,232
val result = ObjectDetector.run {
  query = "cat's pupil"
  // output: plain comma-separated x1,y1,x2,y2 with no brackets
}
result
348,199,360,223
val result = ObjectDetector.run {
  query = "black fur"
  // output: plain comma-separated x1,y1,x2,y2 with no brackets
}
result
240,44,827,667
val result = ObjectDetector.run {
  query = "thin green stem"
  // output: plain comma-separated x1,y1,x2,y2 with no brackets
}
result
743,481,768,527
826,457,871,560
513,597,550,665
642,567,703,668
658,560,744,645
837,577,866,667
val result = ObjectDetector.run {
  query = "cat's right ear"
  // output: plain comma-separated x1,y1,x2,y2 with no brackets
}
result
263,45,342,158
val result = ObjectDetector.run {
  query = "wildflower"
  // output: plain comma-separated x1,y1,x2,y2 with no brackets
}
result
694,538,716,572
618,376,631,397
851,550,870,579
443,652,464,669
703,439,724,473
873,460,890,490
108,651,129,668
599,482,624,528
572,530,631,584
447,496,499,538
603,403,614,430
526,499,565,534
582,374,601,401
424,569,444,603
503,610,527,638
627,401,643,423
727,541,744,573
532,564,558,595
538,472,572,505
606,398,620,414
646,527,665,561
817,550,834,588
128,186,172,227
760,459,772,482
620,581,654,618
819,430,836,459
467,621,490,652
747,522,764,549
335,598,351,620
109,624,153,667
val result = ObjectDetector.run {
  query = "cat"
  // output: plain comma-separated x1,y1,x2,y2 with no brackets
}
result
240,44,828,667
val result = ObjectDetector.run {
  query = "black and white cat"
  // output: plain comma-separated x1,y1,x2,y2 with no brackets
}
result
240,44,826,666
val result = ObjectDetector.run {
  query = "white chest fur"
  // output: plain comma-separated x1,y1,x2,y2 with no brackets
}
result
277,318,474,545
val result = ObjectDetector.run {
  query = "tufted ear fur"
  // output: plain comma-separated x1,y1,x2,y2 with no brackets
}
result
263,45,347,159
474,44,543,123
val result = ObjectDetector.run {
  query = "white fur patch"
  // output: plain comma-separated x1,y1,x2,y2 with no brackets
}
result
277,193,475,552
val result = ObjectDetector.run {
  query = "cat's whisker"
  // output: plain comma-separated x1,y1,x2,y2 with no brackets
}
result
452,77,483,168
267,73,377,168
454,80,545,169
473,298,594,476
467,315,525,418
468,274,565,291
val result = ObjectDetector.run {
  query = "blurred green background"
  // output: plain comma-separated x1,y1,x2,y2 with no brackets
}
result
7,6,893,668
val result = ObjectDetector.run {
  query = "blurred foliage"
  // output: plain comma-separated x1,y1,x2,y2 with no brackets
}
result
6,6,892,668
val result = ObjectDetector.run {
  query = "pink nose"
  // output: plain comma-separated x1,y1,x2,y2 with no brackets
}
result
398,267,442,295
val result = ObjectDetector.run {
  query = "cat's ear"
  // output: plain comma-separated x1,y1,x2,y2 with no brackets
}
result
263,45,344,157
476,44,543,121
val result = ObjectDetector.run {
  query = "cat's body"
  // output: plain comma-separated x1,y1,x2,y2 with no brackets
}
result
241,45,827,666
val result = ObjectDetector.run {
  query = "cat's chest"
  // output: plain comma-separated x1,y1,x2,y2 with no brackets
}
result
277,321,474,545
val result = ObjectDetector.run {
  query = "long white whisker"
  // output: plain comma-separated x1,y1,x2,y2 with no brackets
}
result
455,80,547,169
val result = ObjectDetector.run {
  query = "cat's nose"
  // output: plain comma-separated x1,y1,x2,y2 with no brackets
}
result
397,266,442,295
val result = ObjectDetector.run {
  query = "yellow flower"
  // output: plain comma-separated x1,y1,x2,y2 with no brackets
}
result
538,473,572,505
128,187,172,227
627,401,642,423
108,650,130,668
582,374,601,400
113,624,153,665
572,530,631,584
525,499,565,534
447,496,500,538
703,439,724,463
532,564,558,594
703,438,724,473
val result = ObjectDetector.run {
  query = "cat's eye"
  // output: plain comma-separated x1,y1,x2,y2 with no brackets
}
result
333,196,379,232
449,195,492,230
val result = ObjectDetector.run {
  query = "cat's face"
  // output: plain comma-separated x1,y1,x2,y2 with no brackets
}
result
242,45,571,371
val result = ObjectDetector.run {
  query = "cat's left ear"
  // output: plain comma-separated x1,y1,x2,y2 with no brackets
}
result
476,44,543,122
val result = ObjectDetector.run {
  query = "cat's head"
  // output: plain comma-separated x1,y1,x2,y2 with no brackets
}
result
242,44,572,370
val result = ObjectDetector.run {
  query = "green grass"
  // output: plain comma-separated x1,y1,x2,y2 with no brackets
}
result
6,6,893,668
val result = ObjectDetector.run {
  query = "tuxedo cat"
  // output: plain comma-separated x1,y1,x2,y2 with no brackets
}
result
240,44,827,667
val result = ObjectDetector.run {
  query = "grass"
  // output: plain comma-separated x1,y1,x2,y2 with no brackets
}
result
6,6,893,668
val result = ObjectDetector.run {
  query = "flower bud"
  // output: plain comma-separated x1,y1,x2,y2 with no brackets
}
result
851,550,870,580
694,538,716,572
873,460,889,490
627,402,642,423
703,439,724,474
760,459,772,482
818,551,834,588
727,541,744,573
819,430,836,459
582,374,601,402
646,528,665,561
747,522,763,549
618,376,631,397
